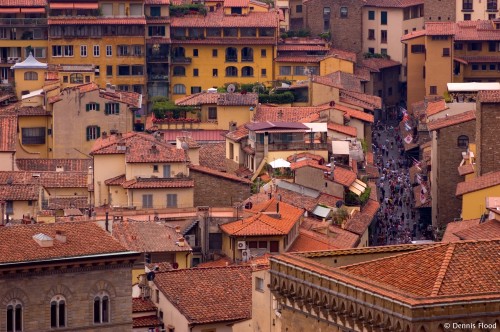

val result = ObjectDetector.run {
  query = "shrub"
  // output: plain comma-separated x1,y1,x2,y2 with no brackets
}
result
258,91,294,104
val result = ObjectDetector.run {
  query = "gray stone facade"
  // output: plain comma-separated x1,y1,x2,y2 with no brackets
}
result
476,102,500,176
191,169,251,207
424,0,456,22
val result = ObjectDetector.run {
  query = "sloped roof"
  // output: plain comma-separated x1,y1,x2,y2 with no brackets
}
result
0,184,39,200
0,171,87,188
224,124,249,142
254,104,329,122
16,158,91,172
122,178,194,189
189,165,252,184
170,7,278,28
327,122,357,137
199,142,227,171
1,0,47,6
344,199,380,235
175,92,257,106
360,58,401,71
427,110,475,131
288,222,359,252
425,99,448,117
364,0,423,7
153,266,252,324
456,170,500,196
477,89,500,102
441,219,481,242
453,219,500,240
340,90,382,110
132,297,157,313
0,116,17,152
290,159,329,171
313,71,362,92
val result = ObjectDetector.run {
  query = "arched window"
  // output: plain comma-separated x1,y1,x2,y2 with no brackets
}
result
172,47,185,58
24,71,38,81
50,295,66,328
173,84,186,94
6,299,23,332
457,135,469,148
225,66,238,77
173,66,186,76
225,47,238,62
93,291,110,324
241,47,253,61
70,73,83,84
241,66,254,77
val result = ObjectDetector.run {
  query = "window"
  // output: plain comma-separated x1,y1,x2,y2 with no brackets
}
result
142,194,153,208
131,65,143,75
193,49,199,57
381,48,387,55
229,142,234,160
381,30,387,43
50,296,66,328
52,45,62,57
208,107,217,120
454,43,463,50
6,300,22,332
296,4,302,13
93,292,110,324
24,71,38,81
148,26,166,37
381,11,388,25
241,47,253,61
225,47,238,62
95,65,100,77
488,0,497,10
32,47,46,58
242,66,254,77
457,135,469,148
69,73,83,84
279,66,291,75
430,86,437,95
340,6,348,18
191,86,202,94
323,7,331,16
442,48,450,56
481,64,487,70
130,3,142,15
163,165,171,177
106,45,112,56
213,69,218,77
193,68,199,76
93,45,100,57
472,64,479,70
105,103,120,115
231,7,242,14
489,41,497,52
463,0,473,10
22,127,45,144
173,84,186,94
209,233,222,249
225,66,238,77
294,66,305,75
261,49,267,57
118,65,130,76
86,103,100,111
167,194,177,208
86,126,100,141
490,64,496,70
261,68,267,77
255,277,264,291
153,165,159,173
150,6,161,16
464,13,471,20
489,13,496,19
368,47,375,54
324,18,330,31
368,29,375,40
388,87,393,96
212,49,218,57
411,44,425,53
368,10,375,20
106,65,113,76
270,241,279,253
63,76,68,83
80,45,87,57
241,28,256,37
63,45,73,57
173,66,186,76
468,42,482,51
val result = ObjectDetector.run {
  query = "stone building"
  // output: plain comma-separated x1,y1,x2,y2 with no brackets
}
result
270,240,500,332
475,90,500,176
0,221,139,331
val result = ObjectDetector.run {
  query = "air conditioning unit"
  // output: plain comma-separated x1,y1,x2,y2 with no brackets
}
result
237,241,247,250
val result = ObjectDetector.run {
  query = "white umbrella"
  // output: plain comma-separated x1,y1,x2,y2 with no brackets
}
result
269,158,291,168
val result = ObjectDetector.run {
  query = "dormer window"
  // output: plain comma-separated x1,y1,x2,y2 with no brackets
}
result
231,7,242,14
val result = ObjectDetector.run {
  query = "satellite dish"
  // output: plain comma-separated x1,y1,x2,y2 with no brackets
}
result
146,271,155,281
6,177,13,185
181,141,189,151
172,262,179,269
244,202,253,210
335,200,344,208
227,84,236,93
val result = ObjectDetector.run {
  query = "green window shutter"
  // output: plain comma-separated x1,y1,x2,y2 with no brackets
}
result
96,126,101,138
86,104,90,112
116,103,120,114
86,127,90,141
96,103,100,111
105,103,109,115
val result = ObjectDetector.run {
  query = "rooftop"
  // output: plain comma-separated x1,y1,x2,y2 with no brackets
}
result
0,116,17,152
453,219,500,240
199,142,227,170
327,122,357,137
0,171,87,188
16,158,91,172
170,7,278,28
441,219,481,242
456,170,500,196
254,104,330,123
189,165,252,184
343,199,380,235
121,177,194,189
427,110,475,131
175,92,258,106
364,0,423,8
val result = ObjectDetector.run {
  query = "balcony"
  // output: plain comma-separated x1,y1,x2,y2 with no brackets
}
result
148,74,169,81
242,56,254,62
462,3,473,11
225,56,238,62
256,142,329,152
171,56,191,64
0,18,47,26
147,54,169,62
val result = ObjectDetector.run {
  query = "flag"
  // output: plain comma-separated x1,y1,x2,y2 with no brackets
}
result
404,122,412,131
404,134,413,144
399,106,408,115
416,174,422,184
420,192,426,204
403,113,409,122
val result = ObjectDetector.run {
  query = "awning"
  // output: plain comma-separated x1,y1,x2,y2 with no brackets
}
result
331,140,350,155
73,3,99,9
21,8,45,13
304,123,328,133
0,8,20,13
312,205,331,218
348,179,367,196
269,158,290,168
50,3,74,9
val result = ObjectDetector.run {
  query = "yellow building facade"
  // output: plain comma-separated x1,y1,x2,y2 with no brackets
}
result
461,185,500,220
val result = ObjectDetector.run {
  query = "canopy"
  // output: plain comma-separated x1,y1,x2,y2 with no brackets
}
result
269,158,291,168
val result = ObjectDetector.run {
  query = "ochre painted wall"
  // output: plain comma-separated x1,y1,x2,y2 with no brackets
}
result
462,185,500,220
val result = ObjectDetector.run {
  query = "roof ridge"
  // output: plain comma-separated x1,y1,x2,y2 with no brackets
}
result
430,243,456,296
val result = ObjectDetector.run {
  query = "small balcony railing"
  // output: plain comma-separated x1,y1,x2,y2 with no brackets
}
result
0,18,47,26
171,56,192,64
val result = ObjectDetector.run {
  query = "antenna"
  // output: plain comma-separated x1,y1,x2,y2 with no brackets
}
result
227,84,236,93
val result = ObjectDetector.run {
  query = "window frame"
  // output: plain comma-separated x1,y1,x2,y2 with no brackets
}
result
21,127,45,145
142,194,153,208
50,295,66,328
457,135,469,148
86,125,101,141
93,292,110,324
80,45,87,57
93,45,100,57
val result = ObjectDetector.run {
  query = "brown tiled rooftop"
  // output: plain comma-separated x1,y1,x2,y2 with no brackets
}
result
456,170,500,196
286,152,324,163
360,58,401,71
48,17,147,25
132,315,163,328
112,221,192,253
277,44,329,52
426,98,448,117
332,166,357,187
48,196,88,209
175,92,257,106
122,177,194,189
224,0,250,7
340,90,382,111
0,171,87,188
254,104,329,122
290,159,329,171
0,184,39,201
442,219,481,242
199,142,227,170
0,222,130,264
153,266,252,324
288,221,359,252
224,124,249,142
344,199,380,235
364,0,423,7
0,116,17,152
458,163,474,176
189,165,252,184
171,7,278,28
132,297,157,313
334,103,374,123
477,89,500,103
453,219,500,240
427,110,475,131
16,158,92,172
195,256,233,268
1,0,46,6
144,0,170,4
104,174,126,186
313,71,362,92
327,122,357,137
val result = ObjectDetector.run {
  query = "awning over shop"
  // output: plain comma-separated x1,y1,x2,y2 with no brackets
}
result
0,8,21,13
49,3,75,9
73,3,99,9
21,8,45,13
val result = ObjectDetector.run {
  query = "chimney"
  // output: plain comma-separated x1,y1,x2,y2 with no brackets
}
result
175,225,181,233
177,237,185,247
276,202,279,214
151,144,158,154
33,233,54,247
55,230,67,243
102,131,108,139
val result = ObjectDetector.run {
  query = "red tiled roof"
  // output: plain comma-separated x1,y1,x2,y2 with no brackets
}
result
290,159,329,171
442,218,481,242
145,0,170,4
401,29,426,41
360,58,401,71
175,92,257,106
170,8,278,28
456,170,500,196
248,189,341,213
224,0,249,7
458,55,500,63
454,219,500,240
0,116,17,152
0,171,87,188
160,130,227,143
344,200,380,235
286,152,324,163
313,71,362,92
277,45,329,52
327,122,357,137
1,0,46,6
426,98,448,117
48,17,146,25
133,315,163,328
364,0,423,7
112,221,192,253
132,297,157,313
196,256,233,268
225,124,249,142
16,158,91,172
333,166,357,187
334,103,374,123
275,55,323,63
189,165,252,183
104,174,126,186
0,103,48,117
122,178,194,189
0,222,131,264
425,21,456,36
458,163,474,176
478,89,500,102
173,37,275,45
288,224,359,252
427,110,475,131
254,104,330,122
154,266,252,324
0,184,39,201
340,90,382,111
199,142,227,171
47,196,88,210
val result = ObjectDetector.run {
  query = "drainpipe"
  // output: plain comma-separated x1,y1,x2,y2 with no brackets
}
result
105,211,109,232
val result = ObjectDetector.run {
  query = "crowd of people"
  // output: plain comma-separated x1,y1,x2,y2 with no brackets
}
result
370,121,418,245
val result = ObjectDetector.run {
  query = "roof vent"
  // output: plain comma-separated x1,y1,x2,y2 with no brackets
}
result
33,233,54,247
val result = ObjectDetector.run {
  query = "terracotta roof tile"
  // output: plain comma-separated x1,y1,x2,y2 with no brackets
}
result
133,315,163,328
0,116,17,152
333,166,357,187
16,159,91,172
401,29,426,41
1,0,46,6
195,256,233,268
360,58,401,71
199,142,227,170
153,266,252,324
426,98,448,117
313,72,362,92
224,0,250,7
427,110,475,131
255,104,329,122
334,103,374,123
0,103,48,117
458,163,474,176
104,174,126,186
47,196,88,209
48,17,146,25
340,90,382,110
247,189,341,213
327,122,357,137
145,0,170,4
177,136,201,149
171,8,278,28
277,45,329,52
0,184,39,201
174,37,275,45
344,199,380,235
146,261,173,272
132,298,157,313
453,219,500,240
175,92,257,106
189,165,252,183
286,152,324,163
0,222,130,264
275,55,323,63
290,159,329,171
288,221,359,252
112,221,192,253
458,55,500,63
0,171,87,188
456,170,500,196
159,130,226,143
364,0,423,7
478,89,500,103
224,124,249,142
122,177,194,189
442,218,481,242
